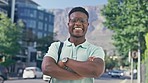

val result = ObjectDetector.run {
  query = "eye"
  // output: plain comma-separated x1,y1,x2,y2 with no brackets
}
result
70,19,77,23
79,18,88,23
80,19,86,23
70,18,88,24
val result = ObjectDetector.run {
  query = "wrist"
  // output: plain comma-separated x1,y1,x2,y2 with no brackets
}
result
62,57,69,65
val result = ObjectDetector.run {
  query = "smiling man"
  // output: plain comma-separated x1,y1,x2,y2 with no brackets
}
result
42,7,105,83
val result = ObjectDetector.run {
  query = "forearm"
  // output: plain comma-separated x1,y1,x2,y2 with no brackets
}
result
46,65,82,80
65,58,105,78
42,57,83,80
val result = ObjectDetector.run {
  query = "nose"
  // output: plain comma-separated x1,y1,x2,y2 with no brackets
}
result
74,20,82,25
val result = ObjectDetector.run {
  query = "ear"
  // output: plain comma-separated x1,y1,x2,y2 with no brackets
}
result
67,23,69,26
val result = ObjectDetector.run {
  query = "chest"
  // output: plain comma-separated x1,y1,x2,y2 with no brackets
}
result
60,46,90,61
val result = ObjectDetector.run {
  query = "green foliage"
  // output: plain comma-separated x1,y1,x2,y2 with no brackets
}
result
144,33,148,59
0,57,16,66
101,0,148,66
0,13,23,66
144,33,148,82
105,55,126,70
105,56,118,69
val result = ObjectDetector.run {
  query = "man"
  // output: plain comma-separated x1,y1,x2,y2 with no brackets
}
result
42,7,105,83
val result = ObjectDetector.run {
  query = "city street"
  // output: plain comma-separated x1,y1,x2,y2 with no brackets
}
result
0,0,146,83
4,78,137,83
4,73,137,83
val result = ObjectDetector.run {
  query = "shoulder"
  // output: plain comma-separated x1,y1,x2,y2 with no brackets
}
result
50,41,61,47
51,41,60,45
88,43,103,51
88,43,105,60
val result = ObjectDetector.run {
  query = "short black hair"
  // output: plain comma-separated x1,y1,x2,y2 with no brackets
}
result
68,7,89,18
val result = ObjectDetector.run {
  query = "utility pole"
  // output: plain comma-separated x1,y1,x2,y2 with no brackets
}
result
131,57,133,83
11,0,15,23
137,32,141,83
128,49,133,83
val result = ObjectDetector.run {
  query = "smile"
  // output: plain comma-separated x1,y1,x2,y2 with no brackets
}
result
74,28,83,30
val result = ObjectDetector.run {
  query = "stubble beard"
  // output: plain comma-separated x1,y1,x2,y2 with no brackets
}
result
70,33,85,39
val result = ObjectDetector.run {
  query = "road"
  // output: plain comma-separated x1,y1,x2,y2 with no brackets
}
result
4,73,137,83
95,77,137,83
5,78,137,83
4,79,137,83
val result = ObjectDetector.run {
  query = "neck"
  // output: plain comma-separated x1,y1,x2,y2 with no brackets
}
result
69,36,86,46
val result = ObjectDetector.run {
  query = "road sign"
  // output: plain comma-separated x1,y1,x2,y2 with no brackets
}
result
36,51,43,60
132,51,138,59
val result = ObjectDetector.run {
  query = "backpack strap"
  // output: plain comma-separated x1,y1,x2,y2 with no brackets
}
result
57,42,64,63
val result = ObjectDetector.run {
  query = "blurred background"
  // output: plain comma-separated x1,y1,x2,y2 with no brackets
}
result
0,0,147,83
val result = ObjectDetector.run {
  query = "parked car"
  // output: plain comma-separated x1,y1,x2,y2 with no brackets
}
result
43,74,51,81
108,70,124,78
0,65,8,83
22,67,43,79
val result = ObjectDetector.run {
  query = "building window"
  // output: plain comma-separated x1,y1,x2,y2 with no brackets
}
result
44,24,48,31
24,9,30,17
44,33,47,37
37,31,42,38
49,15,54,23
23,19,36,29
19,9,37,18
48,15,52,22
30,10,37,18
0,8,7,14
38,12,43,20
45,16,48,21
28,20,36,28
16,2,37,8
48,24,53,32
38,22,43,30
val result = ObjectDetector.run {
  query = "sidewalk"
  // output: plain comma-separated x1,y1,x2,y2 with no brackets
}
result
8,72,21,80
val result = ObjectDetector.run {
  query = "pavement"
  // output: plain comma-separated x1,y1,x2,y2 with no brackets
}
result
8,76,22,80
7,73,22,80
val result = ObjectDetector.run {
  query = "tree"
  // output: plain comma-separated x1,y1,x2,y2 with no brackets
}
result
144,33,148,60
144,33,148,82
105,56,118,70
101,0,147,66
0,13,23,66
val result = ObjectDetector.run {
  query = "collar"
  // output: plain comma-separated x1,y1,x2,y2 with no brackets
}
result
64,38,90,49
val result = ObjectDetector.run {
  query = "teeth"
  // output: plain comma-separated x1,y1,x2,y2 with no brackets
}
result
74,28,82,30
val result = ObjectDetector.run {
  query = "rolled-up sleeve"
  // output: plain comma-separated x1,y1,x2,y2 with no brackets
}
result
44,42,59,61
91,47,105,61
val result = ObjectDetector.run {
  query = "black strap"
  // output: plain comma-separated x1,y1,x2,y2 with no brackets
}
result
49,42,63,83
57,42,64,63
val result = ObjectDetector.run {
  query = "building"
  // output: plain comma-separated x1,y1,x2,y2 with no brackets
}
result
0,0,8,14
7,0,54,72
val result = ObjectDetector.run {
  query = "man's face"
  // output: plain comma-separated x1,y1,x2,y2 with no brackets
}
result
68,12,89,38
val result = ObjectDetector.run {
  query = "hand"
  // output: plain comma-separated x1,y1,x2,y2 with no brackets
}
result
88,56,95,61
58,61,65,68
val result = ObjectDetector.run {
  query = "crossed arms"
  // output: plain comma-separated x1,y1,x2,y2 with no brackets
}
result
42,56,105,80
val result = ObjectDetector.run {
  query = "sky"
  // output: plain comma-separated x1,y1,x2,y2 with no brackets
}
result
32,0,108,9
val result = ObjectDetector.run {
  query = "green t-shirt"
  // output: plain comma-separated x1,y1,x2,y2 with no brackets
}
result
44,39,105,83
